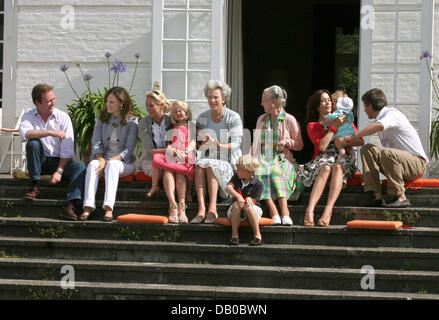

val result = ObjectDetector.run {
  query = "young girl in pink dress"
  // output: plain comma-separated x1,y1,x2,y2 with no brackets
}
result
152,100,195,223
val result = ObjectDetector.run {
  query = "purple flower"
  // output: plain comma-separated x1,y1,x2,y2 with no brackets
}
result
134,53,141,59
83,74,94,81
111,59,127,73
105,52,112,58
420,50,433,60
59,64,70,72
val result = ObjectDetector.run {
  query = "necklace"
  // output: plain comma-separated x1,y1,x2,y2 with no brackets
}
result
214,109,225,120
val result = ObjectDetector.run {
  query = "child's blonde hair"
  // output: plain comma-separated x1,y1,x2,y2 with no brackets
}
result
331,90,348,102
170,100,192,125
236,154,260,172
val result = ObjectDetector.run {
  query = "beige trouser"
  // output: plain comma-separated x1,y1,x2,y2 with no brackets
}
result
360,144,426,196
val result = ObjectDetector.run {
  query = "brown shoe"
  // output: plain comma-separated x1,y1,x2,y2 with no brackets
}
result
24,186,40,201
59,203,78,221
249,238,263,246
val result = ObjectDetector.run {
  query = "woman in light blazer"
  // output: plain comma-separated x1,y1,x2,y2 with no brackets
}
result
138,90,172,199
80,87,138,222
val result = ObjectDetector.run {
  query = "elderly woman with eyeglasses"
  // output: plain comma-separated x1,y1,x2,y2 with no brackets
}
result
190,80,243,224
251,85,304,226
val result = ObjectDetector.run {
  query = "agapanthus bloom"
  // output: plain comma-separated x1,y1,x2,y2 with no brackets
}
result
420,50,433,60
134,53,141,59
111,59,127,73
105,52,112,58
83,74,94,81
59,64,70,72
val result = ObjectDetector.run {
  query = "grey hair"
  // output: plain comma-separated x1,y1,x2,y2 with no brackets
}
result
204,80,232,105
264,85,288,108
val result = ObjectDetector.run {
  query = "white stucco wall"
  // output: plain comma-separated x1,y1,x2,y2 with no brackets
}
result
0,0,153,171
15,0,152,115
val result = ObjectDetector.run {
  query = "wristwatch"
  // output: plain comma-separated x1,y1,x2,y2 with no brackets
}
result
57,169,64,175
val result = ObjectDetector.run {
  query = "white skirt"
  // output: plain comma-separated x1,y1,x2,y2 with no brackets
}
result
196,158,233,199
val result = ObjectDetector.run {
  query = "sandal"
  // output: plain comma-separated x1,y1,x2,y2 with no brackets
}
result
168,202,179,223
204,212,218,224
190,215,205,224
249,238,264,246
178,202,188,224
103,206,113,222
229,237,239,246
79,207,93,221
317,215,331,227
146,184,160,199
304,211,315,226
304,220,315,226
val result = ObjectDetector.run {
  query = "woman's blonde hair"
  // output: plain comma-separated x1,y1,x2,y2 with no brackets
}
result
170,100,192,125
145,90,172,113
236,154,260,172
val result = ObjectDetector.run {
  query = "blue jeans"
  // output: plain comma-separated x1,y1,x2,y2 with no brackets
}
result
26,139,86,203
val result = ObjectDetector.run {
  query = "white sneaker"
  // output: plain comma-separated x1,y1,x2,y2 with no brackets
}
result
272,215,282,225
282,215,293,226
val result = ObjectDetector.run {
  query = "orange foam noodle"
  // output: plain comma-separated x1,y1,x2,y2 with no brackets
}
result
100,174,135,183
119,175,134,182
216,217,274,227
347,220,403,230
117,214,169,224
382,179,439,190
13,171,51,180
135,172,153,182
347,173,363,186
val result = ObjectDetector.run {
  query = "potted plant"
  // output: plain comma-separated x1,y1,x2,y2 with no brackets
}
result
60,52,146,160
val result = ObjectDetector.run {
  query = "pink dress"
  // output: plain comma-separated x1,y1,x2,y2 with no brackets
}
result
152,126,195,178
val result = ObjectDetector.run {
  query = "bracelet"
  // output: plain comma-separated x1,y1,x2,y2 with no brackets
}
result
329,126,337,133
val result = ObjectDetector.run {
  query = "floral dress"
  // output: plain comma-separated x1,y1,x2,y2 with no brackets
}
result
296,123,357,187
255,111,303,201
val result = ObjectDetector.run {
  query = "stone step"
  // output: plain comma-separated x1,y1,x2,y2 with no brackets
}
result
2,237,439,271
1,257,439,294
1,279,438,300
1,182,438,208
0,198,434,227
1,217,439,249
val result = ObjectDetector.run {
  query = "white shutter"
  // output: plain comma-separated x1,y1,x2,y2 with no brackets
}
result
152,0,226,119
